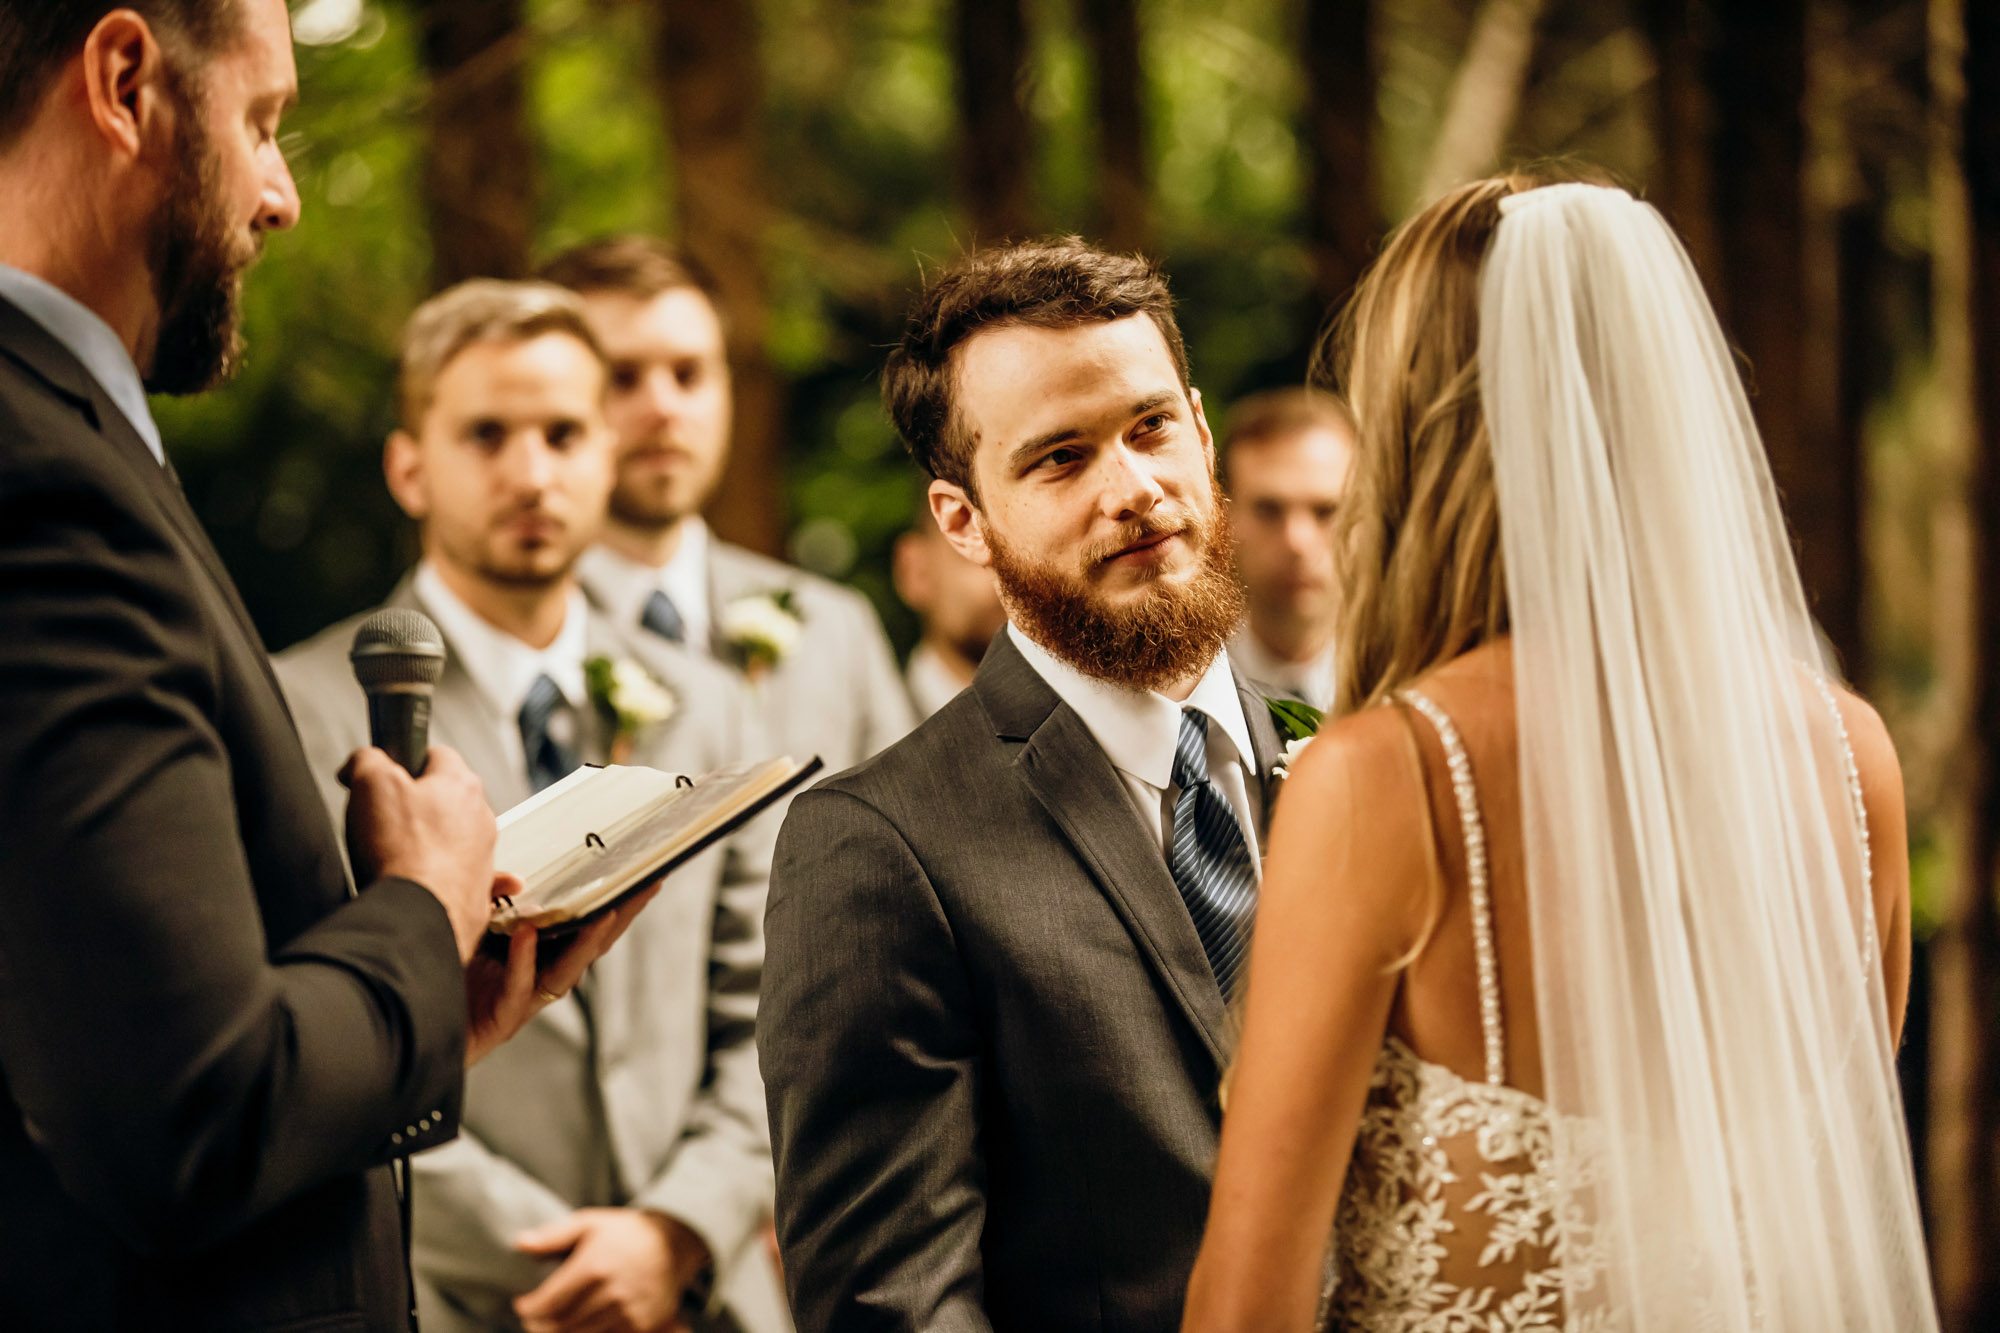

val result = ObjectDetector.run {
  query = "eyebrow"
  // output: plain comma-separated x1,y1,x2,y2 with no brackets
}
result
1005,391,1182,473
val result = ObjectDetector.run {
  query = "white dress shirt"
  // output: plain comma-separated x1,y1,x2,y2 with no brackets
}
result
0,263,165,465
1229,626,1337,715
583,518,714,653
1008,623,1263,863
413,563,590,781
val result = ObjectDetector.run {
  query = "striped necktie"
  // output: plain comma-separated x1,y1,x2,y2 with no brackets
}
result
641,589,686,644
1167,708,1260,999
518,673,579,793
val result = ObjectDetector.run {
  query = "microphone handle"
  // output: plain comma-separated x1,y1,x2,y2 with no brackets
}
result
366,689,433,776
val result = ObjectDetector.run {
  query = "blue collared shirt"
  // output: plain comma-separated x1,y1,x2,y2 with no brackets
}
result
0,263,165,465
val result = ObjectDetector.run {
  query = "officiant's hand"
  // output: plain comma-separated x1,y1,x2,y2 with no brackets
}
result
513,1207,712,1333
461,882,660,1067
340,744,499,963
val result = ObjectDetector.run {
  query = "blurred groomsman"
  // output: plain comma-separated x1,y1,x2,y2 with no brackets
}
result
543,238,914,772
275,282,786,1333
1220,388,1357,712
892,510,1006,719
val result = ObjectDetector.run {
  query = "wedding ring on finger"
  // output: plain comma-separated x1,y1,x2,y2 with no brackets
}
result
534,985,565,1004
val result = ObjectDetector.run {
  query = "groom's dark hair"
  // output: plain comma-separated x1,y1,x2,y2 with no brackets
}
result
884,237,1190,503
0,1,243,147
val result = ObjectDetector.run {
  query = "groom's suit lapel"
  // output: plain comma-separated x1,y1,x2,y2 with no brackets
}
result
975,634,1233,1071
1233,667,1284,843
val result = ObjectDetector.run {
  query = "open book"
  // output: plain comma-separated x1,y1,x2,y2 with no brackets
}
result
488,756,821,936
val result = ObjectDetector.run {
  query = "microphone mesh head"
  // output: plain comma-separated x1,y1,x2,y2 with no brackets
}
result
350,608,447,689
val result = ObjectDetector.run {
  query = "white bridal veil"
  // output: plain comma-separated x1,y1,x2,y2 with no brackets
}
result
1480,184,1938,1330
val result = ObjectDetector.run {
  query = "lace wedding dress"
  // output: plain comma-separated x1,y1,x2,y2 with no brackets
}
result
1320,682,1871,1333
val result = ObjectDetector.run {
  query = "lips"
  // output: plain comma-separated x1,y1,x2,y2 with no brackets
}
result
1103,529,1182,564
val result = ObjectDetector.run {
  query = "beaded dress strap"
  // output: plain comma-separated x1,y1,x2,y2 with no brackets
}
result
1398,688,1506,1087
1808,673,1878,981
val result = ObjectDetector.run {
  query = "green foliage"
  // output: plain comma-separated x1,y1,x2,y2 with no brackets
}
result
1264,696,1324,744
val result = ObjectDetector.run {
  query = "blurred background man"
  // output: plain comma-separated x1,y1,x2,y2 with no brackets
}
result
1220,387,1357,713
276,281,784,1333
543,238,914,775
891,503,1006,720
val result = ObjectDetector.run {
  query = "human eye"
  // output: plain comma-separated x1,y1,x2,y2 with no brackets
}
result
468,421,506,452
546,421,584,450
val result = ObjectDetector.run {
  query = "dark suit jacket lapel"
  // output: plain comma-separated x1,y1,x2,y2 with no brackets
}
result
976,634,1232,1070
1233,667,1285,842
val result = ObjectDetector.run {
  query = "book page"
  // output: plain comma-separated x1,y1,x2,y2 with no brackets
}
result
489,758,806,931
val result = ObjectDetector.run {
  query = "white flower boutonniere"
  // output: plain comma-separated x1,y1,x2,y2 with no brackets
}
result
1265,697,1324,780
720,589,804,679
586,655,678,764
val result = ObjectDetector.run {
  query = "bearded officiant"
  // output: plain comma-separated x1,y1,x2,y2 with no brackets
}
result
275,280,785,1333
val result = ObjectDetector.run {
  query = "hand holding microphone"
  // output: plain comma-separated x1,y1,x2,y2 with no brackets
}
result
340,610,498,963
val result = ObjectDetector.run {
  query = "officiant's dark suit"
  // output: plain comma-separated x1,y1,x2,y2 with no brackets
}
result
761,629,1281,1332
0,299,466,1326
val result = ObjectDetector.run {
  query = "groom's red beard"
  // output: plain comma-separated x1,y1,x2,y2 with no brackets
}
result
988,485,1245,694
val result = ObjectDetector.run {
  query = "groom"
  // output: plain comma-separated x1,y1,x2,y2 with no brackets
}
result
759,239,1282,1331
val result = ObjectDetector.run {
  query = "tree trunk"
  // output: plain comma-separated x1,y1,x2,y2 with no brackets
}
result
652,0,785,557
1079,0,1149,253
1418,0,1548,203
1932,0,2000,1322
1302,0,1377,315
415,0,534,288
953,0,1036,243
1641,0,1722,286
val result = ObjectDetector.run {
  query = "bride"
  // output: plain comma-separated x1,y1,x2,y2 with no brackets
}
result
1181,172,1939,1331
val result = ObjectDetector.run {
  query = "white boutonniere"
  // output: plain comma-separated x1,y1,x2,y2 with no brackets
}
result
586,655,678,764
720,588,804,679
1265,697,1324,779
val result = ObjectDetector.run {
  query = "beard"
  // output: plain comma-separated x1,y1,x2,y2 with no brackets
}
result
989,480,1245,694
143,85,254,396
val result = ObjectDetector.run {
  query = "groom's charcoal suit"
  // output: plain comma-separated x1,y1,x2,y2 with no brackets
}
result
0,299,466,1329
760,630,1281,1332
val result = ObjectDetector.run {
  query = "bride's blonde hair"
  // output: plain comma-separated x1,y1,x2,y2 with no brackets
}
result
1322,165,1615,715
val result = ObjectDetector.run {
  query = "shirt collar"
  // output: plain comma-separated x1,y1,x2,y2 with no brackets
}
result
587,517,713,644
1228,625,1338,712
1007,622,1256,791
0,264,164,466
413,562,590,720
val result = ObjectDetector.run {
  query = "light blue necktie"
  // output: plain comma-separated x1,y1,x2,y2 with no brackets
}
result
641,589,686,644
1167,708,1260,999
518,673,579,793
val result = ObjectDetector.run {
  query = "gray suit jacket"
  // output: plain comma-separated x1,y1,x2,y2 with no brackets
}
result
274,576,787,1333
578,540,915,777
760,632,1283,1333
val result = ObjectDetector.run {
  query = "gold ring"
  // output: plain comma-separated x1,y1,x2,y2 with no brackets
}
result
534,985,564,1004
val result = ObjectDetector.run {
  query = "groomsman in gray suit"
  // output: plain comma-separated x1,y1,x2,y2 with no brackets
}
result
275,281,787,1333
759,240,1284,1331
542,238,914,774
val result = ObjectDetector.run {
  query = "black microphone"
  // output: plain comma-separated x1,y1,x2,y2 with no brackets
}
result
349,609,447,775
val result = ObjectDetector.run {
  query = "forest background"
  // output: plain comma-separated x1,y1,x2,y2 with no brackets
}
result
158,1,2000,1326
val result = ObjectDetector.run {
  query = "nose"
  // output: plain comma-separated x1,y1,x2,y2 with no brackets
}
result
1281,508,1319,556
640,366,679,425
1098,441,1167,523
502,431,556,494
260,144,302,233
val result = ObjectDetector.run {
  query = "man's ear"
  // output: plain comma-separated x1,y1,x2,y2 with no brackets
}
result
79,12,171,163
1189,386,1217,465
383,430,430,522
929,480,993,569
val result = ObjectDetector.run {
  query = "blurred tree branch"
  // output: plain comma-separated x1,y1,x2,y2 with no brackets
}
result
1419,0,1547,202
953,0,1036,243
1080,0,1151,254
1302,0,1378,317
650,0,786,556
414,0,535,286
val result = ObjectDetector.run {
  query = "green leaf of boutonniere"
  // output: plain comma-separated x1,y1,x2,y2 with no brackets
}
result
1265,696,1325,745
